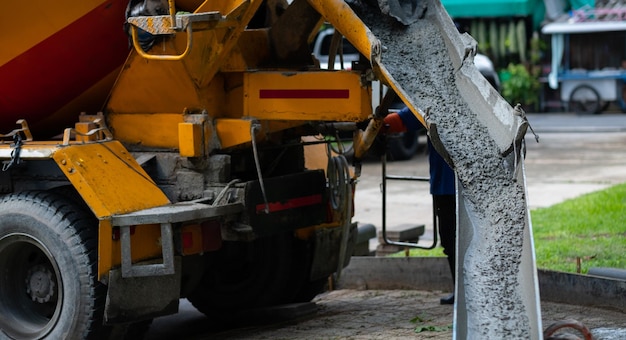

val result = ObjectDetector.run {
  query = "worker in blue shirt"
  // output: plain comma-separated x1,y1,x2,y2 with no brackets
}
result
384,107,456,305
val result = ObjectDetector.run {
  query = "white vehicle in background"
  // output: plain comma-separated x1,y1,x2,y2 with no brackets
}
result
312,28,501,160
312,28,421,160
312,28,362,70
474,53,501,92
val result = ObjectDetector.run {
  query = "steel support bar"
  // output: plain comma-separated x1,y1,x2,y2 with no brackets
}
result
120,223,175,278
110,202,244,226
380,154,438,250
112,201,244,278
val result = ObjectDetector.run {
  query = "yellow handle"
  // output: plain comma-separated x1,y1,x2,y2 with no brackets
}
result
168,0,178,29
130,23,193,61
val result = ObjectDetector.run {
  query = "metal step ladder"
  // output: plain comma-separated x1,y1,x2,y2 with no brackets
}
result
379,153,439,251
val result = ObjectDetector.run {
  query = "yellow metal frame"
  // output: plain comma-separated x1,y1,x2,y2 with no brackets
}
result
213,119,305,149
130,24,193,61
108,113,184,149
0,137,173,279
306,0,426,127
306,0,378,62
178,122,205,157
98,220,166,278
244,71,372,121
52,141,170,218
51,141,171,278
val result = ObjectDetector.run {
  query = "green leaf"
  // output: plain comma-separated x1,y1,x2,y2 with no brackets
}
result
410,315,425,323
414,325,453,333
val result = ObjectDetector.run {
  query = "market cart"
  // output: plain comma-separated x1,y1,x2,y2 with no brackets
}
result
543,16,626,114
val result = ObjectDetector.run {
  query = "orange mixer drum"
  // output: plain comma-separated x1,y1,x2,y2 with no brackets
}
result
0,1,129,138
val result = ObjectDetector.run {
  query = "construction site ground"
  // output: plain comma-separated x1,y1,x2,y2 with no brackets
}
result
146,113,626,339
146,289,625,339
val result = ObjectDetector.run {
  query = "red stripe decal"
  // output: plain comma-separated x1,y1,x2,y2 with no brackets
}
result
0,1,128,128
259,89,349,99
256,194,323,213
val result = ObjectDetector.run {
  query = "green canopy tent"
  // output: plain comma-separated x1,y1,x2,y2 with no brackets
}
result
442,0,541,18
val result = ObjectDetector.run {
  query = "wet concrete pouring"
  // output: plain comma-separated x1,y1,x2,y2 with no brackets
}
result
355,0,537,337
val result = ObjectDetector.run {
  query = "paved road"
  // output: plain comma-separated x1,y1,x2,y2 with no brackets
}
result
145,112,626,339
525,112,626,133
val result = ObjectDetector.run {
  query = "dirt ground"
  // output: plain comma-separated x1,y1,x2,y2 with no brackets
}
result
173,289,625,339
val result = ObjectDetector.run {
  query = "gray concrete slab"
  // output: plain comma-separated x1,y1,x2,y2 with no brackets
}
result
338,257,626,313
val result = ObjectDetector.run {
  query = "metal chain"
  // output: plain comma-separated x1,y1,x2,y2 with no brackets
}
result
2,134,23,171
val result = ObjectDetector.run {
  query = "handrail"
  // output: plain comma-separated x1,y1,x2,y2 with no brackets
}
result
0,120,33,142
380,152,438,250
62,119,113,145
126,0,220,61
168,0,178,30
130,23,193,61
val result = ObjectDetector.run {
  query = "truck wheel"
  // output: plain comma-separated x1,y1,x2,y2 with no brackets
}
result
187,233,294,321
0,191,105,339
293,277,328,302
387,130,420,161
569,84,602,115
289,238,328,302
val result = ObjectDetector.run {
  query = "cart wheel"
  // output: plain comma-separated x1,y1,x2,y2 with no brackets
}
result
569,85,602,115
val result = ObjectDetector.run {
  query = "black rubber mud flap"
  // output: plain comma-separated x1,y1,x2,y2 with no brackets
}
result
244,170,328,236
104,258,181,324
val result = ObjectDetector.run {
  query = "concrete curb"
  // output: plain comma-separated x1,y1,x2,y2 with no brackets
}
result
338,257,454,291
538,269,626,313
338,257,625,313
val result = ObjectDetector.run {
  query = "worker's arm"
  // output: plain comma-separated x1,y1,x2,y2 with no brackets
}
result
383,107,422,133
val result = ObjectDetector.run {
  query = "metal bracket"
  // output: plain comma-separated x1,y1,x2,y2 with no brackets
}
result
111,201,244,278
61,118,113,145
0,119,33,142
380,153,438,250
120,223,175,278
2,133,23,172
127,11,222,61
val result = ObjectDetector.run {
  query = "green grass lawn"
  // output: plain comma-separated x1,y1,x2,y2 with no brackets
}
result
393,183,626,274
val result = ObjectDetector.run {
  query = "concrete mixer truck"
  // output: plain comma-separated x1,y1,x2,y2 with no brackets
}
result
0,0,542,338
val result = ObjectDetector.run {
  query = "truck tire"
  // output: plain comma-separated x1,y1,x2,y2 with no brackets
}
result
293,277,328,302
290,238,328,303
0,191,106,339
187,233,295,323
387,130,420,161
